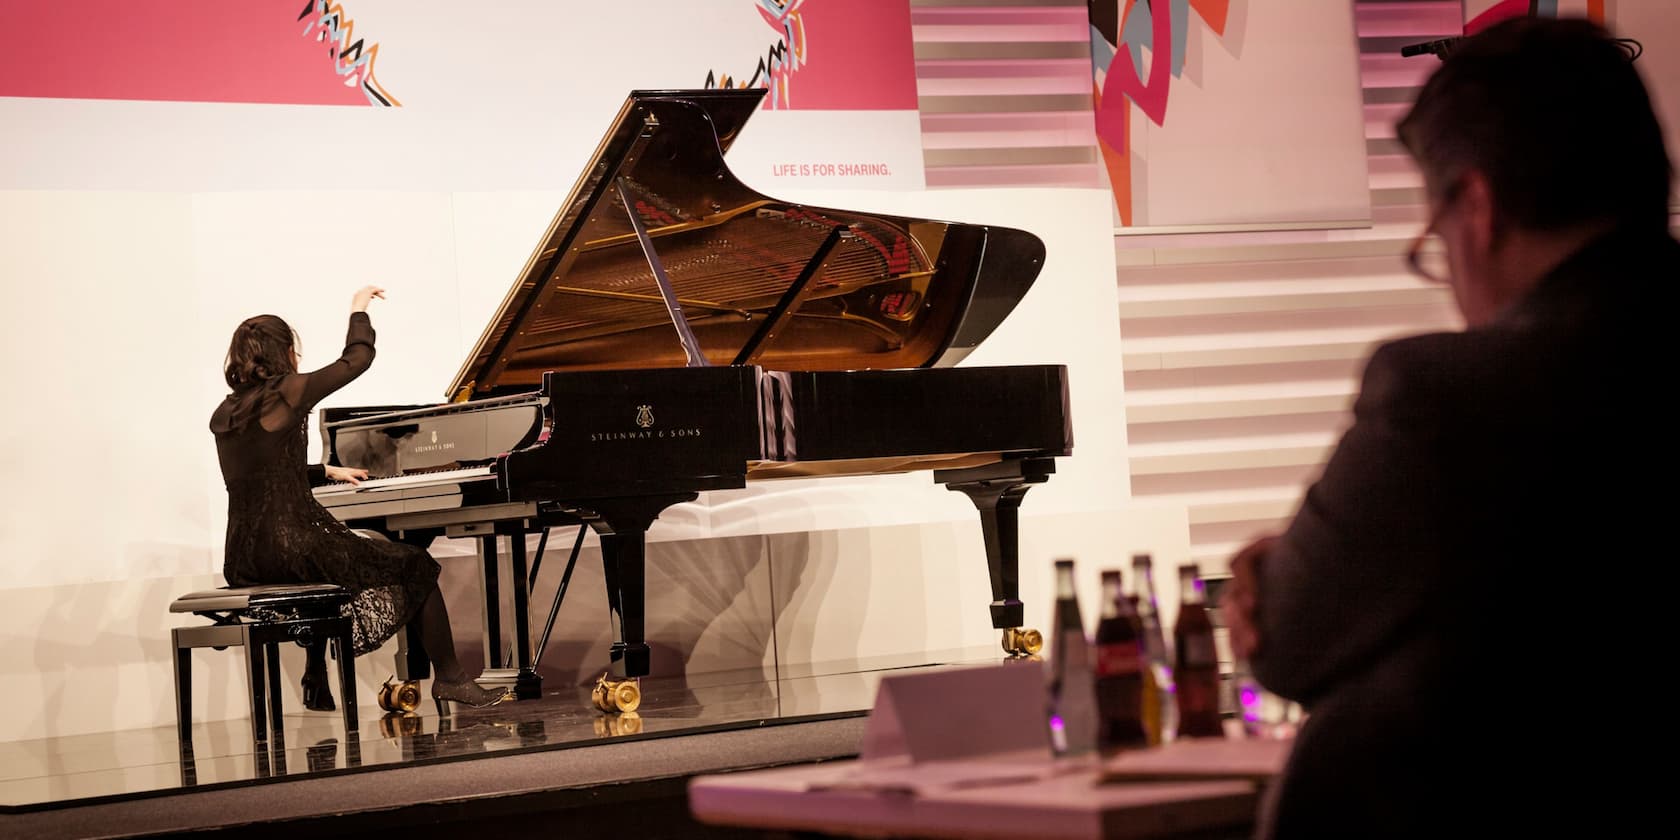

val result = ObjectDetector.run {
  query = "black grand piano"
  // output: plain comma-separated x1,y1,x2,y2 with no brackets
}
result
313,88,1072,711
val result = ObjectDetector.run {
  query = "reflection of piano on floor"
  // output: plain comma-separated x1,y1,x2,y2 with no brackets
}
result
312,88,1072,706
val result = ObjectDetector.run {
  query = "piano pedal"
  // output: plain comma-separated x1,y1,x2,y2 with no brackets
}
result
590,672,643,714
592,711,644,737
377,676,423,713
1001,627,1044,657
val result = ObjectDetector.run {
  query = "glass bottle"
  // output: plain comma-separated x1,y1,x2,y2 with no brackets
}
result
1131,553,1175,744
1173,564,1224,738
1094,569,1149,752
1047,558,1098,757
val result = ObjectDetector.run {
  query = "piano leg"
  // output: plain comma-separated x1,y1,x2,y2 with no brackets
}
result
582,493,698,684
937,457,1057,656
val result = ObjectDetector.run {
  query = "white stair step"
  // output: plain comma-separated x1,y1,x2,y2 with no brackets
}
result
1354,1,1464,37
1118,286,1446,319
1126,391,1357,426
1123,338,1383,373
924,161,1103,188
1131,442,1338,477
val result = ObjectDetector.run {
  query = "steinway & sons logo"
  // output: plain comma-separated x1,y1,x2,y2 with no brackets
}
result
412,428,456,454
588,403,702,442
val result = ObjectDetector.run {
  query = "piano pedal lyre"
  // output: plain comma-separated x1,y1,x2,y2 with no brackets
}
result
377,675,423,713
1001,627,1044,658
590,671,642,714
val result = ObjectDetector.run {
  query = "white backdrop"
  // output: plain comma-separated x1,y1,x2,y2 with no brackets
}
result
0,0,1147,740
0,185,1138,739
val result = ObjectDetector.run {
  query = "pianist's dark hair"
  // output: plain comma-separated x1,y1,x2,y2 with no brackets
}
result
220,315,302,433
224,314,299,390
1396,16,1671,233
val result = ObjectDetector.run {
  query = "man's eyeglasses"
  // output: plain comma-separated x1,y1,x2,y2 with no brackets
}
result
1404,178,1465,286
1404,228,1451,286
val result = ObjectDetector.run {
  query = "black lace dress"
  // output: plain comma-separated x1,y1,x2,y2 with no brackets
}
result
210,312,439,656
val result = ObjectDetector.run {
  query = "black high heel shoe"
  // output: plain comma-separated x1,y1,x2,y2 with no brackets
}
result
302,671,337,712
431,679,511,715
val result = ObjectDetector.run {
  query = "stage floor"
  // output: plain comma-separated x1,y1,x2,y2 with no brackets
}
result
0,648,1002,818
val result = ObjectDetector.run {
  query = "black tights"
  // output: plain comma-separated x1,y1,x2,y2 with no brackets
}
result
304,585,467,685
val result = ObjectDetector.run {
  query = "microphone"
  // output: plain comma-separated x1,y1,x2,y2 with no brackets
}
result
1399,37,1463,59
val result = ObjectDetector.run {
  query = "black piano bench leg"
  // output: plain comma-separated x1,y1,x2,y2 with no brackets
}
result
333,622,359,739
937,457,1056,659
172,630,193,748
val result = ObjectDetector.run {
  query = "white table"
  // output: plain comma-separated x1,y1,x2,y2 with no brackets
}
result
689,744,1282,840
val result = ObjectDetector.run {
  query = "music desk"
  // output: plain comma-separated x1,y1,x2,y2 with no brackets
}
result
688,738,1289,840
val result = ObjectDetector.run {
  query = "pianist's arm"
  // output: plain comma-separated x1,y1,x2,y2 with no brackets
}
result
290,311,376,408
282,311,377,485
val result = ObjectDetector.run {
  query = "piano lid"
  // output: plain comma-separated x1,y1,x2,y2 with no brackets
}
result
448,88,1046,400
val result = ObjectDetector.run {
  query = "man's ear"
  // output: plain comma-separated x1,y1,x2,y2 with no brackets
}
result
1458,170,1499,250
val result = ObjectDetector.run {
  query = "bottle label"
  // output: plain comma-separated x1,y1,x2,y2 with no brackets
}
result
1178,634,1217,668
1096,642,1142,676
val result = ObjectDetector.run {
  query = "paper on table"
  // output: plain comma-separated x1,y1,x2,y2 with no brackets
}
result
859,660,1052,763
1097,736,1294,784
806,752,1092,798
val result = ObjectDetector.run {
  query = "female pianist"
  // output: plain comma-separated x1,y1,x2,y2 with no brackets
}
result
209,285,508,712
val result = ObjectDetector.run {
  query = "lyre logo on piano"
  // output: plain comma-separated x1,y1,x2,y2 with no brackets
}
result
412,429,457,454
635,405,655,429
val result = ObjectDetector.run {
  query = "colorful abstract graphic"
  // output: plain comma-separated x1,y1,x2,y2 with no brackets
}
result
0,0,396,107
1089,0,1236,226
705,0,919,111
298,1,401,106
1466,0,1606,34
708,1,810,109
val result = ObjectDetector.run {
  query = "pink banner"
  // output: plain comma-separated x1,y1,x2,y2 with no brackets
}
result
0,0,397,106
710,0,919,111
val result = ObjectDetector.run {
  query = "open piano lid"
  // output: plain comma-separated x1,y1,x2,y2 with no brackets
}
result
447,88,1046,401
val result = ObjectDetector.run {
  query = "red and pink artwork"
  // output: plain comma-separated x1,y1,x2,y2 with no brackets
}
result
1089,0,1234,226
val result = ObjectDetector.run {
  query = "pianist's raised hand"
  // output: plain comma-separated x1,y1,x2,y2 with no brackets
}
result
208,287,509,713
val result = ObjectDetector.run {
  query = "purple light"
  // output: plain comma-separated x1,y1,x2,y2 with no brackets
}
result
1050,715,1065,728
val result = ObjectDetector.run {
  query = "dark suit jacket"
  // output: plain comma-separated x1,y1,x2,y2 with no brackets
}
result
1249,225,1678,838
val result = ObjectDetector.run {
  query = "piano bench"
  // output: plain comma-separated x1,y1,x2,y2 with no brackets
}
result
169,584,358,749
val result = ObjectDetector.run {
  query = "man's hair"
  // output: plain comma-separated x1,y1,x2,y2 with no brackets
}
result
1397,16,1672,233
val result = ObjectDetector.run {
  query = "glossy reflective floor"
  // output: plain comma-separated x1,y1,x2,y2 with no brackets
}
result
0,648,1003,812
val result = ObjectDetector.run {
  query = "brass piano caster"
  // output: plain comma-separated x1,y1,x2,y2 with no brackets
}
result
593,711,644,737
590,672,642,714
378,676,423,713
1001,627,1043,657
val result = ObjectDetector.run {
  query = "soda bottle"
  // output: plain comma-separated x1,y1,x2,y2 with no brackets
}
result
1094,569,1149,751
1047,558,1098,757
1173,563,1224,738
1131,553,1175,744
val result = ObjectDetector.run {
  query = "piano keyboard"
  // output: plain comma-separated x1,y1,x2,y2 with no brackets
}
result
312,466,495,498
